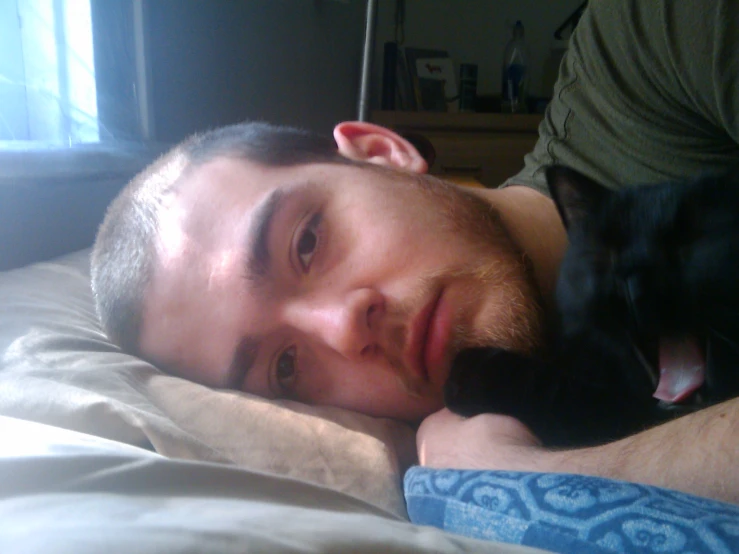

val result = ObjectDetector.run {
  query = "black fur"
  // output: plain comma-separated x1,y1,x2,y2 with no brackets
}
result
445,166,739,447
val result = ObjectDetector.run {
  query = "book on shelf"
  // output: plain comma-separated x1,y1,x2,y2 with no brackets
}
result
382,44,460,112
396,51,415,110
381,41,416,111
404,47,448,111
381,42,398,110
416,56,459,112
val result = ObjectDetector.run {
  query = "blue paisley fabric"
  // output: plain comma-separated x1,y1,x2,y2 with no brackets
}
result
404,467,739,554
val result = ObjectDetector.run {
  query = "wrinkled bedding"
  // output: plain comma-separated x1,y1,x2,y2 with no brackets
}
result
1,415,547,554
0,249,415,516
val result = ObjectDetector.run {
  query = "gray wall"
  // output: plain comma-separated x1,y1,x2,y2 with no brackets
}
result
146,0,367,142
140,1,586,140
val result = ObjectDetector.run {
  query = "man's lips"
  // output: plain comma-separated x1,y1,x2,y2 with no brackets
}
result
406,289,451,382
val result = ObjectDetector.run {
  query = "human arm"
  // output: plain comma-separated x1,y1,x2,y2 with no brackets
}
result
416,398,739,504
501,0,739,197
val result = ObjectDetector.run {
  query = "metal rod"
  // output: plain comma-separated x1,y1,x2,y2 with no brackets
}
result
357,0,377,121
133,0,154,140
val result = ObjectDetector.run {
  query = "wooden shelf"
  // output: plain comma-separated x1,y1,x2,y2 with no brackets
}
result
371,110,542,133
371,110,543,188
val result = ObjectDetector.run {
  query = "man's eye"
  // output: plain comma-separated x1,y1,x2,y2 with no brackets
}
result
276,346,298,393
296,214,321,271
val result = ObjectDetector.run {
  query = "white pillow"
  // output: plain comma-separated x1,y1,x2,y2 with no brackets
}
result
0,250,417,518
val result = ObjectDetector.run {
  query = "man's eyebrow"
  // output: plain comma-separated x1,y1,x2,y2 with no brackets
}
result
244,187,286,285
227,187,291,390
225,335,259,390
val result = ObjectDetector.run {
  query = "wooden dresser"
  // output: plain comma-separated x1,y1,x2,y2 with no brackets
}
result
371,111,542,188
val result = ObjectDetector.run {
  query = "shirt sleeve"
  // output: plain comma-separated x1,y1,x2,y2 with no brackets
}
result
503,0,739,195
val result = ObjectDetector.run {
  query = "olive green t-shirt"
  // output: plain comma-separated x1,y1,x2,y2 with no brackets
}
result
505,0,739,194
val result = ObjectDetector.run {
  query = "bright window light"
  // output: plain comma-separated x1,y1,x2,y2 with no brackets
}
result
0,0,99,146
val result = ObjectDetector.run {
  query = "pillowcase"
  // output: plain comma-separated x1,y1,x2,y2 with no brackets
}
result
405,467,739,553
0,250,417,518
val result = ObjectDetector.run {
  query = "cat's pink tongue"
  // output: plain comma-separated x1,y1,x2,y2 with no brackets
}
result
654,337,705,402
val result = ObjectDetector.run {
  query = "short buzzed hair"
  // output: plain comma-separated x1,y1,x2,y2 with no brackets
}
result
91,121,354,354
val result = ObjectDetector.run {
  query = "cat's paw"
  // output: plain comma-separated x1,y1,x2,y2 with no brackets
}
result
444,348,499,417
444,348,547,418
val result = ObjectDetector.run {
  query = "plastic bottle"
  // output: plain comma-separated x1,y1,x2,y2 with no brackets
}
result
501,20,529,113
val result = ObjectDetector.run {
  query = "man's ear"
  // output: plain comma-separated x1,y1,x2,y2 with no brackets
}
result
333,121,428,174
545,165,612,229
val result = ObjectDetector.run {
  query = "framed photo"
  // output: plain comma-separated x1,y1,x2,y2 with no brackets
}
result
416,56,459,112
404,47,448,111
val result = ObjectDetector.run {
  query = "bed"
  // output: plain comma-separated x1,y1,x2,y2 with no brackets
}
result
2,147,737,554
0,143,544,552
0,248,554,553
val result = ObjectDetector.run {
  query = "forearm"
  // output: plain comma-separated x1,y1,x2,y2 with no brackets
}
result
418,400,739,504
550,398,739,503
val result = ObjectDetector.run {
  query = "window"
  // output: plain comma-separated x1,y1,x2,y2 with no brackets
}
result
1,0,99,145
0,0,150,149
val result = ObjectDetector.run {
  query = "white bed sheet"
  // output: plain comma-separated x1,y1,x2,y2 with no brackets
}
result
0,416,550,554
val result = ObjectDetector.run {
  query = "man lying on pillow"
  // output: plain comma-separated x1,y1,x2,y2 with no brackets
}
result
91,0,739,506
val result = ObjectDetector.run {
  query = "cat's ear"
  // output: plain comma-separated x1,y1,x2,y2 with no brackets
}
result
545,165,612,229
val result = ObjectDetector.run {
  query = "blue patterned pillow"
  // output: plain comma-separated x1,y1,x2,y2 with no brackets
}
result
405,467,739,554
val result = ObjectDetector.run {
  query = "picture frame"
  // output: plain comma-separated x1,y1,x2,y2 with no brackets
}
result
404,47,449,111
415,56,459,112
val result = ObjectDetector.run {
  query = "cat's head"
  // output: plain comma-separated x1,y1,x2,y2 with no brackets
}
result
545,165,739,403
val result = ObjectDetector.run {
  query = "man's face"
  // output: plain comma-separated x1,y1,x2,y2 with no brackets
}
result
139,156,543,422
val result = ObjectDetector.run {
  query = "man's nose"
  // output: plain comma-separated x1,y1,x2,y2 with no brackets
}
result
284,288,385,361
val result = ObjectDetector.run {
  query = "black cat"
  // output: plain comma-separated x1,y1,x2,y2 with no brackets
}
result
445,165,739,447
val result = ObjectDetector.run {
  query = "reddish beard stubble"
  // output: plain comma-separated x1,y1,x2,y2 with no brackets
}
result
370,169,546,395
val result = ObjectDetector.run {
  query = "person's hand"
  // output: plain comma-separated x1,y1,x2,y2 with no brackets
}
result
416,408,553,472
